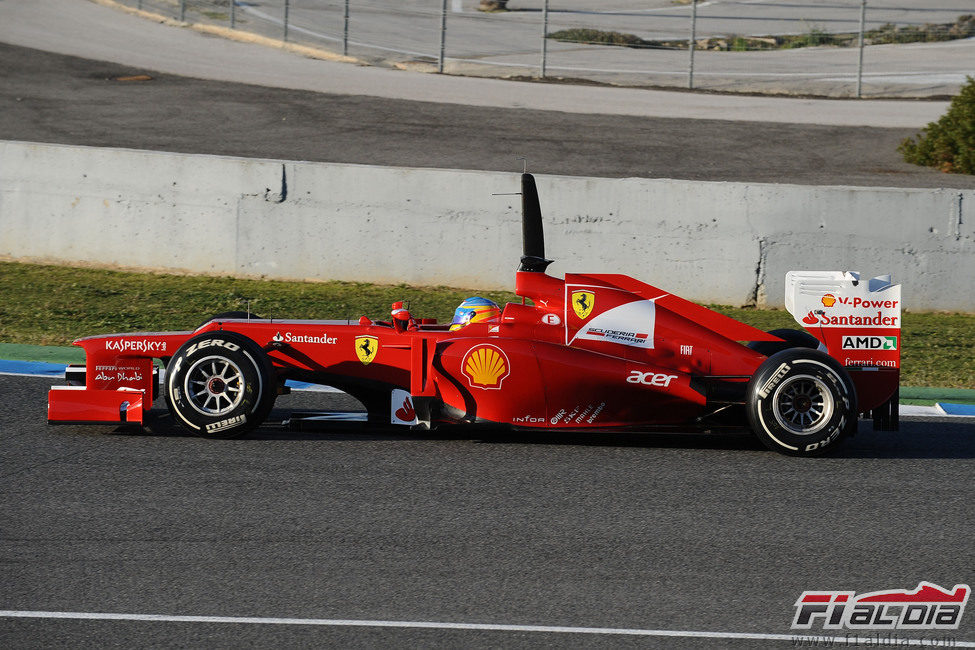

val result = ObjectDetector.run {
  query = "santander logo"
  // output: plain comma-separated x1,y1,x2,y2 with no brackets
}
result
394,397,415,422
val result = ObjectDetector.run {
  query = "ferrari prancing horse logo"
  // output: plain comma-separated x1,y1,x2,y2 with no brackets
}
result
572,291,595,319
355,336,378,365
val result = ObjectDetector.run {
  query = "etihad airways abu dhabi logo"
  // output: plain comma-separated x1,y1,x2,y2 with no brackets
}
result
792,582,970,631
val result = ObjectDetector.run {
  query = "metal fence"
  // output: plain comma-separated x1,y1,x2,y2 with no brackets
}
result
118,1,974,98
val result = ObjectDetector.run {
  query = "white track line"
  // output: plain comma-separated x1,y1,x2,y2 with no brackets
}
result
0,611,973,646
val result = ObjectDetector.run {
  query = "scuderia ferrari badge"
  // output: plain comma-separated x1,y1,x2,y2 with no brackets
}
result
572,291,595,319
355,336,378,365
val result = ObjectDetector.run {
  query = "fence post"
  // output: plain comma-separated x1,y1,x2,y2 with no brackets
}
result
284,0,290,41
438,0,447,73
688,0,697,89
179,0,186,22
856,0,866,98
343,0,350,56
540,0,549,78
231,0,236,29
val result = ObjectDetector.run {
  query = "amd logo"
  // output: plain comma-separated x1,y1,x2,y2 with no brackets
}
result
842,336,897,350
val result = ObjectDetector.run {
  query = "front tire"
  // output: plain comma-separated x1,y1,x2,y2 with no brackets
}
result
746,349,856,456
165,332,276,438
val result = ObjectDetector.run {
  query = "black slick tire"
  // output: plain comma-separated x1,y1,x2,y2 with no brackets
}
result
746,349,856,457
165,331,276,438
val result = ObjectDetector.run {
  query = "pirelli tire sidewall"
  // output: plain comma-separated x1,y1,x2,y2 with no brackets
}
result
165,332,275,438
746,349,857,457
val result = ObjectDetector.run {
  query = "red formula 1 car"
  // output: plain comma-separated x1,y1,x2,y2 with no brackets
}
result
48,174,901,456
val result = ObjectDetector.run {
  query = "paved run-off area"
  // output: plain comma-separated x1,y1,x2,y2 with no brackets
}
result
2,41,972,190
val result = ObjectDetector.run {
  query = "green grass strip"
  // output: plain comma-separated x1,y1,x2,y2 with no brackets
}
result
0,343,84,365
1,261,972,388
900,386,975,405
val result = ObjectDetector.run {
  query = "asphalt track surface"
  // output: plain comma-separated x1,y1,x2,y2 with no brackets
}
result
2,375,974,647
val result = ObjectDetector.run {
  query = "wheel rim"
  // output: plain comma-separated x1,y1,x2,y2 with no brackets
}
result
183,355,245,416
771,374,834,435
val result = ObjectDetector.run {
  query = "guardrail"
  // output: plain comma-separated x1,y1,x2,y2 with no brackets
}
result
2,140,973,310
112,0,973,98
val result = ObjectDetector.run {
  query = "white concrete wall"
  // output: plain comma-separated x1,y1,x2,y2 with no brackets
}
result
1,140,972,310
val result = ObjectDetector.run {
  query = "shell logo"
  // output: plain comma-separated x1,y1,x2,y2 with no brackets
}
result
821,293,837,308
462,345,510,390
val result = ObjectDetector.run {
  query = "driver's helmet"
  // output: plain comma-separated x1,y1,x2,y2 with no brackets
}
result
449,297,501,331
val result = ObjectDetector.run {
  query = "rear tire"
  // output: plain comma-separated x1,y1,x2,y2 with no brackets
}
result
746,349,856,457
165,332,276,438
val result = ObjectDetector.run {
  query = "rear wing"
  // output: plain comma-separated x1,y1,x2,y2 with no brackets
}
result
785,271,901,427
785,271,901,370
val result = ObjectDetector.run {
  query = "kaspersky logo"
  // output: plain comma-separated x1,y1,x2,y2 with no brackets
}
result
792,582,970,631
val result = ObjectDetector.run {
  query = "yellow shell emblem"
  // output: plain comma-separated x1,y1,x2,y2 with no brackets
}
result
572,291,595,319
355,336,378,365
462,345,510,390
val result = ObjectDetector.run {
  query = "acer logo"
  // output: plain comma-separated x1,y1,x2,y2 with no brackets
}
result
626,371,678,387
